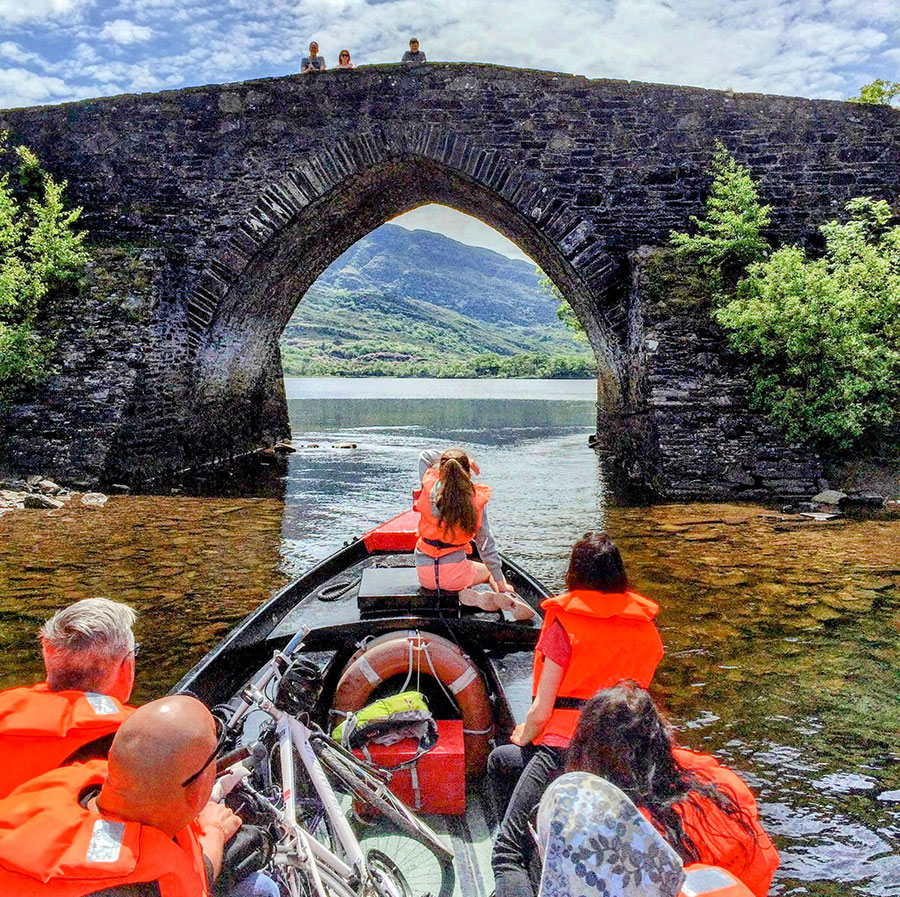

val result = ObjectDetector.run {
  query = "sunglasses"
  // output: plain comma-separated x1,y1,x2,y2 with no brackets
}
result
181,716,226,788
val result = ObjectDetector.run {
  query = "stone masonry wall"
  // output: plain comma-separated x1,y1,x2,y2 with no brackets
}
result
600,248,825,501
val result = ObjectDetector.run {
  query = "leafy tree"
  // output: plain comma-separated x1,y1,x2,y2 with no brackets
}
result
715,197,900,454
670,141,771,287
537,268,587,340
0,137,87,401
848,79,900,106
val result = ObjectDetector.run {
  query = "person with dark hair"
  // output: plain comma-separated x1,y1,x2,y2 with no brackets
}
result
402,38,426,63
301,41,325,73
415,448,533,617
489,533,664,897
567,683,780,897
415,448,509,592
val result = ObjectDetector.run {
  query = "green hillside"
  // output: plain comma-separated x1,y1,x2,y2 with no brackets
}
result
280,225,596,378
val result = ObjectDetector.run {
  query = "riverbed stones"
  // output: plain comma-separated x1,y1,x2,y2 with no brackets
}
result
838,493,886,510
813,490,848,505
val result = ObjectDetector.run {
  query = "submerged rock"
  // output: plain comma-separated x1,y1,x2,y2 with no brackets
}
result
812,489,847,505
24,494,64,510
273,442,297,454
838,493,885,511
332,443,358,449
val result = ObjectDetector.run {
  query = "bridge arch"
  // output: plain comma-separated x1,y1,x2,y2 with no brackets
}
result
188,127,627,457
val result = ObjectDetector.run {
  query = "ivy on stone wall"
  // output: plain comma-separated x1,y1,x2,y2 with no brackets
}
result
671,144,900,456
0,138,87,402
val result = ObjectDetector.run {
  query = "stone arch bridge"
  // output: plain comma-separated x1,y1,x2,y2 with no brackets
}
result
1,64,897,498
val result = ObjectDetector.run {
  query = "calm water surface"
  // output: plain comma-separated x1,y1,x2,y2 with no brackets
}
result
0,377,897,895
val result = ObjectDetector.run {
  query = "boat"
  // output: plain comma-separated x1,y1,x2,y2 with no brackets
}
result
173,504,550,897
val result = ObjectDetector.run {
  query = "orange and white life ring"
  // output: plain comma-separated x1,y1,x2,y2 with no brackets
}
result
332,630,493,777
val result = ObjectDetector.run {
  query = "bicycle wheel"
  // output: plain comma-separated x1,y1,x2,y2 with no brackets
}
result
361,829,454,897
317,743,452,863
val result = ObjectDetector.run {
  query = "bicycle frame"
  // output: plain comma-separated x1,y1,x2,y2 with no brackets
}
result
242,684,367,895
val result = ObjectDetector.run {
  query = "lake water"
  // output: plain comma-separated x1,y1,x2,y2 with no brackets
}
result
0,377,898,895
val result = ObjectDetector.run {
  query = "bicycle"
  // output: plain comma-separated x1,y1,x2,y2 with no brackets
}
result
215,627,456,897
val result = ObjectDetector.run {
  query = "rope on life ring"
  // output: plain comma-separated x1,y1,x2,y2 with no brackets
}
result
332,630,494,778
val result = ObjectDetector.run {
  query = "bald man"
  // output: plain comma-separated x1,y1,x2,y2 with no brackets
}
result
0,695,271,896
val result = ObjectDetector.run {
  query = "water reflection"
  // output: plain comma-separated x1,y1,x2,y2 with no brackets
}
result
0,497,286,702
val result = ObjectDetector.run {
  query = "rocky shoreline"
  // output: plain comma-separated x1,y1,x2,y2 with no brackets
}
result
2,462,898,523
0,474,131,516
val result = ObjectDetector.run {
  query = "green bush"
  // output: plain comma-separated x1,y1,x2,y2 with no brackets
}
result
715,197,900,453
0,139,87,402
537,268,587,340
848,79,900,106
670,140,771,287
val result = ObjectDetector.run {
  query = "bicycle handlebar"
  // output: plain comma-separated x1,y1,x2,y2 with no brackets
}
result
225,625,312,731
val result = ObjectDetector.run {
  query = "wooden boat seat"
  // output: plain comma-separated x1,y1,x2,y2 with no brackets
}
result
358,566,458,614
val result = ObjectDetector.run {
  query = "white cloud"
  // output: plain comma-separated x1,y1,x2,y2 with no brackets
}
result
0,67,76,108
0,41,41,65
0,0,88,26
99,18,152,44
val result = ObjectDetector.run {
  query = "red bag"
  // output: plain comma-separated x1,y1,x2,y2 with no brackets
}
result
353,720,466,815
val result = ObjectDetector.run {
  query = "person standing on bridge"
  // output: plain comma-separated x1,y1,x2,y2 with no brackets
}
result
401,38,426,63
301,41,326,73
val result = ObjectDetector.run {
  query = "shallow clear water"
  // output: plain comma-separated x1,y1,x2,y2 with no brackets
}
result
0,377,898,895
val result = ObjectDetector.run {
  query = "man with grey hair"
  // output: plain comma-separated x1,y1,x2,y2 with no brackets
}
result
0,597,138,798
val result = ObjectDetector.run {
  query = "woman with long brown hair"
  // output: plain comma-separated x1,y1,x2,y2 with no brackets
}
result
414,447,514,595
566,683,779,897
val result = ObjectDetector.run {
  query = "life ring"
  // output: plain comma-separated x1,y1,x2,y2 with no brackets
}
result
332,630,493,777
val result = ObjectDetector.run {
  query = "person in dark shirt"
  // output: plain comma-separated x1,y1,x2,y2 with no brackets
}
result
301,41,326,73
401,38,426,63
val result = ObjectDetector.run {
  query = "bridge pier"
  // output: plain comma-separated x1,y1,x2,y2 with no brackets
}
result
592,249,824,501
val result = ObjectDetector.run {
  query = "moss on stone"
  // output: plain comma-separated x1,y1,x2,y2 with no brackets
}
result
641,248,717,317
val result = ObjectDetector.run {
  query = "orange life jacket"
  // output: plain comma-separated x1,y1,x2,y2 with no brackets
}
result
0,684,133,798
415,466,491,559
532,590,663,746
679,865,755,897
674,749,780,897
0,760,209,897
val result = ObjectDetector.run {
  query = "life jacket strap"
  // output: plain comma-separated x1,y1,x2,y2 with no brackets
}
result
423,536,471,550
550,696,587,711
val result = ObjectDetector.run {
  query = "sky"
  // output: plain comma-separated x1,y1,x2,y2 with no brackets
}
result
1,0,897,258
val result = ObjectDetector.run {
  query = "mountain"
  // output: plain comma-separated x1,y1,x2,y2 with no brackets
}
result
280,224,595,378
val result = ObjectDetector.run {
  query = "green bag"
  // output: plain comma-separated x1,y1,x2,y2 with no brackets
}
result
332,690,438,754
